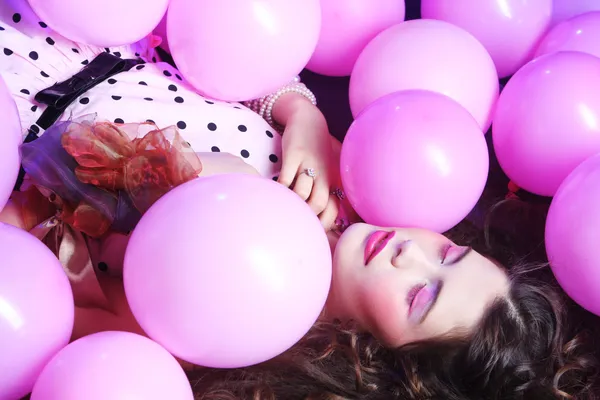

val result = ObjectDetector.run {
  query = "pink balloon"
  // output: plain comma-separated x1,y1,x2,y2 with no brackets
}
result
31,332,193,400
349,19,499,131
168,0,321,101
493,52,600,196
0,224,74,400
340,90,489,233
421,0,552,78
305,0,406,77
536,11,600,59
551,0,600,27
0,77,22,211
124,174,331,368
27,0,169,47
546,153,600,316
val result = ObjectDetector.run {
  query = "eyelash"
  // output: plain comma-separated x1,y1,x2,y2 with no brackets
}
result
439,244,454,265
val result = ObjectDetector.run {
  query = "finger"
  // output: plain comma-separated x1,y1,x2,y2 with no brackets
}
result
307,179,330,215
277,155,302,188
319,195,340,231
291,172,315,201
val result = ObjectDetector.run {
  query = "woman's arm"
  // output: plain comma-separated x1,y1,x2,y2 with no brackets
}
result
197,152,261,177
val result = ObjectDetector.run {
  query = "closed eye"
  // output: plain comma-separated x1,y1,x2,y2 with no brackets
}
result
440,245,472,266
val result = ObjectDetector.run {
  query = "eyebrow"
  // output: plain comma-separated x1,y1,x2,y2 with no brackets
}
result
421,247,474,323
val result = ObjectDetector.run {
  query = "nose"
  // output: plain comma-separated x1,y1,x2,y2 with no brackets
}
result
391,240,429,268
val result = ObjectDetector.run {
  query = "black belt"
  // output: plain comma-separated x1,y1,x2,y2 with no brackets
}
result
15,52,144,190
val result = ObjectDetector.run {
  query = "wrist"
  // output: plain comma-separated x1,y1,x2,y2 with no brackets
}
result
272,92,317,126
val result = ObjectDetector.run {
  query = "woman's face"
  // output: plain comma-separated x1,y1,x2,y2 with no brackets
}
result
327,223,509,346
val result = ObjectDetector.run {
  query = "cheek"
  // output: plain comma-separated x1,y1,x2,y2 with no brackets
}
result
358,277,407,341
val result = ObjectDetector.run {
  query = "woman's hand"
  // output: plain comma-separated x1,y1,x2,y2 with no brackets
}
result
272,94,340,230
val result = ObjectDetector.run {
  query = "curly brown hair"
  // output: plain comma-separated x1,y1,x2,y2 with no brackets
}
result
188,197,600,400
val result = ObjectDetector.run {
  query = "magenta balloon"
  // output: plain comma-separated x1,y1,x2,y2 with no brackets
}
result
0,77,22,211
306,0,406,77
349,19,498,131
421,0,552,78
493,52,600,196
124,174,331,368
340,90,489,233
31,332,193,400
168,0,321,101
27,0,169,47
0,224,74,400
551,0,600,27
546,154,600,316
536,11,600,59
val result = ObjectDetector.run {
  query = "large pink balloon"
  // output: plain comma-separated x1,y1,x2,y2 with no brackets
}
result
168,0,321,101
0,224,74,400
341,90,489,233
31,332,193,400
546,153,600,316
421,0,552,78
124,174,332,368
27,0,169,47
536,11,600,59
349,19,499,131
306,0,406,77
493,52,600,197
0,77,22,211
551,0,600,27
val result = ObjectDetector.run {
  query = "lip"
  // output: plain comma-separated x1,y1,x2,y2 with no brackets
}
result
364,230,396,265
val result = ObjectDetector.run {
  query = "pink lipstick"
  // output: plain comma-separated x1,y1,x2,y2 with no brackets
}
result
364,230,396,265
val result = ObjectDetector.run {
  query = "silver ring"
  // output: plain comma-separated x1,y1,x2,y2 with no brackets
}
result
304,168,317,178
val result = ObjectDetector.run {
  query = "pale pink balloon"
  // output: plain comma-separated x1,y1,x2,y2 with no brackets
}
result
0,224,74,400
349,19,499,131
306,0,406,77
546,153,600,316
551,0,600,27
0,77,22,211
536,11,600,59
124,174,331,368
27,0,169,47
493,51,600,197
421,0,552,78
31,332,193,400
341,90,489,233
168,0,321,101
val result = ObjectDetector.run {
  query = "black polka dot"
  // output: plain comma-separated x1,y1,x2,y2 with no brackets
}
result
174,96,184,104
163,70,172,77
46,37,55,45
177,121,187,129
146,119,155,124
135,52,140,57
12,14,21,23
28,51,38,60
0,26,4,31
39,21,48,28
97,262,108,272
266,130,274,138
233,106,241,109
113,52,121,58
272,176,279,181
79,97,90,104
20,89,30,95
205,100,214,105
144,97,153,101
107,78,117,85
29,124,40,134
240,149,250,158
31,105,37,112
40,71,49,78
72,48,79,53
207,122,217,131
112,95,122,101
104,48,110,53
211,146,220,152
238,125,247,132
138,81,147,86
163,85,176,94
81,60,89,65
175,74,183,81
136,64,145,70
3,48,13,56
114,118,124,124
269,154,279,163
151,57,156,63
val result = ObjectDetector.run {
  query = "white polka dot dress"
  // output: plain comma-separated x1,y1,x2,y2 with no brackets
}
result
0,0,282,179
